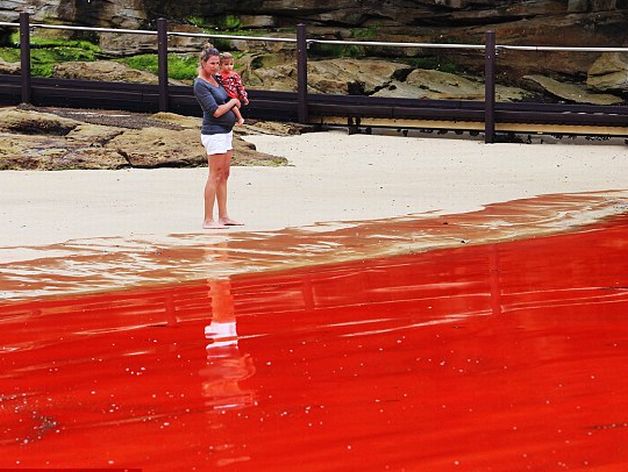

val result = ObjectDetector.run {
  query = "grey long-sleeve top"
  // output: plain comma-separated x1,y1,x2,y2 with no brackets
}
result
193,77,237,135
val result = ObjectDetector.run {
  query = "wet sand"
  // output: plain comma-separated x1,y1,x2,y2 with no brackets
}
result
1,190,626,300
1,214,627,471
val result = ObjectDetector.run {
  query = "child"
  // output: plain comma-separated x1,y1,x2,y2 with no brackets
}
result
218,52,249,126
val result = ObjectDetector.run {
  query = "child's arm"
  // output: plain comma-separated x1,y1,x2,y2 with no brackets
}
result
233,72,249,105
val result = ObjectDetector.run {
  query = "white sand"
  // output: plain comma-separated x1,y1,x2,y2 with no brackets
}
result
1,131,627,250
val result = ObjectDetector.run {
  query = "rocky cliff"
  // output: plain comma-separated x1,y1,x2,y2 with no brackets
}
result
2,1,625,39
1,0,626,95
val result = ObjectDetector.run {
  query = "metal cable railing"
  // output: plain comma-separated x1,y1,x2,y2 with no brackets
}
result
0,21,296,42
2,20,627,52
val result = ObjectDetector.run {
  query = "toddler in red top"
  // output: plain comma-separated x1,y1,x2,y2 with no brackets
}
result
218,52,249,126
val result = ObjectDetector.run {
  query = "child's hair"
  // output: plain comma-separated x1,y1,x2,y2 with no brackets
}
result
219,52,234,64
199,42,220,63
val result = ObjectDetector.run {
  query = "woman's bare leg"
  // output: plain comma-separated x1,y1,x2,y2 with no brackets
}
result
217,150,243,226
203,153,228,228
204,150,242,228
214,152,229,221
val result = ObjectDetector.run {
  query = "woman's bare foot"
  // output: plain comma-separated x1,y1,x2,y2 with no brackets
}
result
203,219,226,229
219,217,244,226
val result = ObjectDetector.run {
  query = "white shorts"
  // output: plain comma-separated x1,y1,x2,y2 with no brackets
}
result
201,131,233,156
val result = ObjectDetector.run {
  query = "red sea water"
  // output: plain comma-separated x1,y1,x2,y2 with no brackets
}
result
1,207,627,470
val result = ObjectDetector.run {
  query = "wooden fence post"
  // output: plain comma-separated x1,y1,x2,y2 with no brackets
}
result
19,12,31,104
296,23,308,123
484,30,496,144
157,18,169,112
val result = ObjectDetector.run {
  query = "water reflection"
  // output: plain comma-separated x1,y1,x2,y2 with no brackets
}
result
201,278,256,411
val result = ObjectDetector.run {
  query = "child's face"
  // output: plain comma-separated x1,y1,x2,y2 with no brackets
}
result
221,59,235,72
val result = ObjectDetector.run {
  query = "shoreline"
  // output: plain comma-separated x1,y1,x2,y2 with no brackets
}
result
1,191,626,301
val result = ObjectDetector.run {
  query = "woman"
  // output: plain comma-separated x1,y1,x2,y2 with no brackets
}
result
193,46,243,228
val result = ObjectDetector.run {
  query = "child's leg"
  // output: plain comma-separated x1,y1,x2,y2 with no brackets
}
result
233,106,244,125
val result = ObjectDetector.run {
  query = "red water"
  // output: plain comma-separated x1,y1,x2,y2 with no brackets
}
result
1,215,628,471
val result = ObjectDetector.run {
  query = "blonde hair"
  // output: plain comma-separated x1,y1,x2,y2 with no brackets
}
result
219,52,234,64
199,42,220,63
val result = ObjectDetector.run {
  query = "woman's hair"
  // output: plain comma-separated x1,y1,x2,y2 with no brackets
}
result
199,42,220,63
219,52,234,63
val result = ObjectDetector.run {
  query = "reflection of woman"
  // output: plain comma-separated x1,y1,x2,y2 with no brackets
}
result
193,45,243,229
204,278,237,347
201,278,256,411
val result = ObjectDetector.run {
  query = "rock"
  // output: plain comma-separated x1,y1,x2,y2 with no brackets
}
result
523,74,623,105
65,123,126,145
0,132,129,170
100,24,207,56
148,112,304,137
249,58,412,94
587,53,628,93
248,64,297,92
98,33,157,57
372,80,429,99
311,59,412,95
108,126,285,167
52,60,186,85
150,112,201,129
405,69,490,100
433,11,628,80
106,127,206,167
567,0,590,12
0,57,19,74
53,60,160,84
239,15,277,28
237,121,307,136
229,36,296,54
0,106,288,170
374,69,529,101
55,0,146,29
0,107,80,135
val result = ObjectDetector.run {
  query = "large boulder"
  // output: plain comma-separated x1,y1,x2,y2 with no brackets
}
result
0,107,80,135
374,68,529,101
99,24,208,56
0,106,287,170
248,58,412,94
587,53,628,93
52,60,186,85
53,60,160,84
523,74,623,105
309,59,412,95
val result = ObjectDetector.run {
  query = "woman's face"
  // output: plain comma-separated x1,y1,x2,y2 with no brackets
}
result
202,55,220,75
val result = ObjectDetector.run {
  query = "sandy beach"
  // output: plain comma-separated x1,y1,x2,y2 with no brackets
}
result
1,131,627,249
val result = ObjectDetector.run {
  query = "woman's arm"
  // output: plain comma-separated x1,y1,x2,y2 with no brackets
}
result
213,98,241,118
